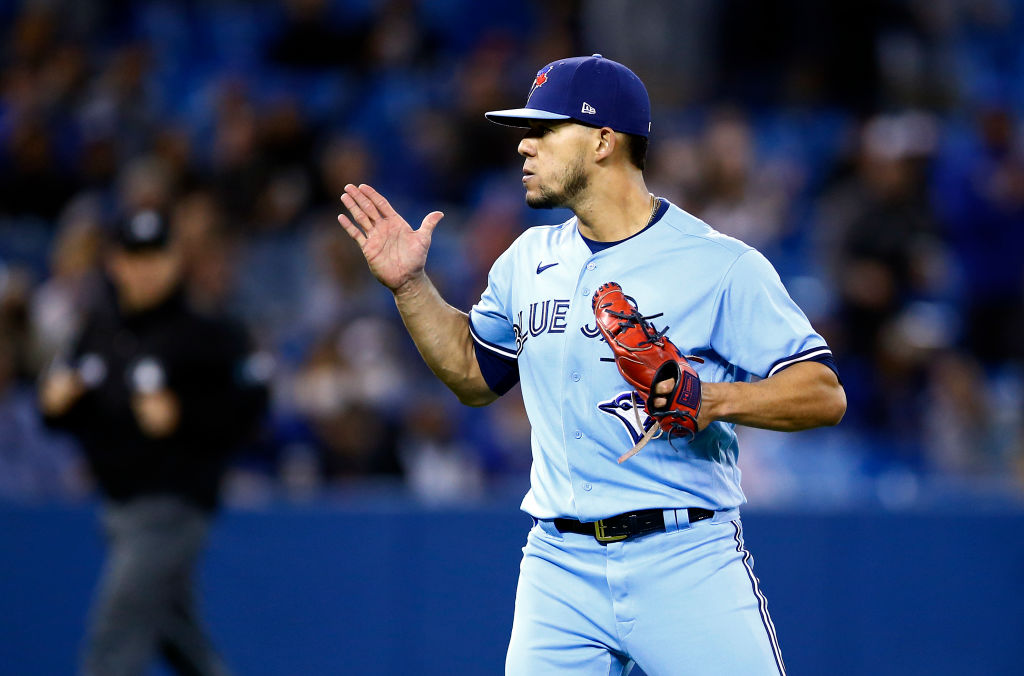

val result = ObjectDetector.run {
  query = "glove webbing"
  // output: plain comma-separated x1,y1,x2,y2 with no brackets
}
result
601,307,669,350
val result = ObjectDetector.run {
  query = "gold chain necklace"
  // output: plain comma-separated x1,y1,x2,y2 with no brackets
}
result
646,193,659,226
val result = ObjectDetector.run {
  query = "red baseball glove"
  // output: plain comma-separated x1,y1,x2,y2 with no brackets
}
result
592,282,702,462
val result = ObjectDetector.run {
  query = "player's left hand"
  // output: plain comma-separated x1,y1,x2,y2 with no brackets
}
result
651,378,714,432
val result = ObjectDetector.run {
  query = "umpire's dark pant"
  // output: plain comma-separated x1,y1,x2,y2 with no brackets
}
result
81,496,230,676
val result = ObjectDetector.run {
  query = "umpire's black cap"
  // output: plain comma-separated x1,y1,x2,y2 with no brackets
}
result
113,210,171,252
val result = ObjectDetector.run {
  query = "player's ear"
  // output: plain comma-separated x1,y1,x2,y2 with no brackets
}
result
593,127,617,162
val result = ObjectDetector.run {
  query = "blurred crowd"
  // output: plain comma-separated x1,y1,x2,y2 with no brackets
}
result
1,0,1022,506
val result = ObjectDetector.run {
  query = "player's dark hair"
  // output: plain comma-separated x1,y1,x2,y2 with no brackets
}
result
623,133,648,171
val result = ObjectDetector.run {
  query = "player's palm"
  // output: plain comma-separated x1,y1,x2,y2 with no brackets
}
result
361,212,432,288
337,183,444,292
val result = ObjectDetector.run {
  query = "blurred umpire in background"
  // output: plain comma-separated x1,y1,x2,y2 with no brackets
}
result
39,210,270,676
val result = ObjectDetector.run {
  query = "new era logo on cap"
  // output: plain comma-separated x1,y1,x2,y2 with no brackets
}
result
484,54,652,137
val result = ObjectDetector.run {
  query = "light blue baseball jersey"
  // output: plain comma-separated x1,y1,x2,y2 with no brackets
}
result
469,199,834,522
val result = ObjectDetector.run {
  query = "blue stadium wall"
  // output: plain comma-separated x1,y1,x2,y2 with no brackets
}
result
1,500,1022,675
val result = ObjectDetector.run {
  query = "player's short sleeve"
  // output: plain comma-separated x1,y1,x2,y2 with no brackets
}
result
468,253,520,395
710,249,836,379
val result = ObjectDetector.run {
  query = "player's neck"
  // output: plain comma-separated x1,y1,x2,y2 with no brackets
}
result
573,177,654,242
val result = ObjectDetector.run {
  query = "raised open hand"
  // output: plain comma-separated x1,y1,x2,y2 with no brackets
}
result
337,183,444,293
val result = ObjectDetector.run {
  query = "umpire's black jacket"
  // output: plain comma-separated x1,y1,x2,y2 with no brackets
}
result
44,284,269,511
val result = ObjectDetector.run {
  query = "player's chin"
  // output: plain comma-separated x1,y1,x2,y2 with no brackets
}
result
525,187,562,210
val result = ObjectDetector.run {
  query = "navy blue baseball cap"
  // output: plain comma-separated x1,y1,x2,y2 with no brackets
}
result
485,54,651,137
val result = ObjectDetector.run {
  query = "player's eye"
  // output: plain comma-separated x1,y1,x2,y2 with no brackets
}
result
524,125,552,139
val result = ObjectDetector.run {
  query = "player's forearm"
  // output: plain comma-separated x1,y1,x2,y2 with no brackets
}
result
702,361,846,432
393,274,497,407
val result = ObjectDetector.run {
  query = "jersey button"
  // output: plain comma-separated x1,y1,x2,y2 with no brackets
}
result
574,430,583,439
581,287,589,296
571,371,580,382
586,262,596,271
582,482,593,491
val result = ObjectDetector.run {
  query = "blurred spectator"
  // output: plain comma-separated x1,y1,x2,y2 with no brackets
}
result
296,213,392,335
922,351,1001,476
934,105,1024,364
0,269,85,501
251,96,316,231
0,262,32,374
209,83,271,227
315,132,376,206
693,108,800,252
27,197,106,368
365,0,442,73
291,319,409,481
171,190,237,313
815,111,949,463
412,35,522,202
817,113,947,353
39,210,269,675
78,42,160,162
398,395,484,503
0,117,76,220
645,133,704,212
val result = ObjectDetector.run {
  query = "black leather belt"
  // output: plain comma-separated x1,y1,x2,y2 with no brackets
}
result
553,508,715,544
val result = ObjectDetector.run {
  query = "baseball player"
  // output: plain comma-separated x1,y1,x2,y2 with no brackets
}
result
338,55,845,675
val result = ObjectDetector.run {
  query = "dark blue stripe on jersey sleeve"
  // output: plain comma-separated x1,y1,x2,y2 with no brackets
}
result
811,353,841,383
474,341,520,395
772,350,842,384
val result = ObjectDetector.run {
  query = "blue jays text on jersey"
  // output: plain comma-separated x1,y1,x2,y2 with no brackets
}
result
469,199,836,522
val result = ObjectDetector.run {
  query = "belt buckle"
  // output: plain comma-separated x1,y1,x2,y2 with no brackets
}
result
594,519,628,543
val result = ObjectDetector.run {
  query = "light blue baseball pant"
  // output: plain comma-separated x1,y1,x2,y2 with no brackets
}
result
505,511,785,676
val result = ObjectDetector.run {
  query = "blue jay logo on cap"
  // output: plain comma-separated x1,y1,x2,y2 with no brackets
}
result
527,64,555,103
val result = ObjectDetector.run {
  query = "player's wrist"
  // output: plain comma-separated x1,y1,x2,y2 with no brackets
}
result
392,273,430,301
698,380,732,424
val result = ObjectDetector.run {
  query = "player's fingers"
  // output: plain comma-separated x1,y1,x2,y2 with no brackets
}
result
346,183,383,221
654,378,676,395
419,211,444,237
360,184,399,219
340,190,373,231
337,214,366,246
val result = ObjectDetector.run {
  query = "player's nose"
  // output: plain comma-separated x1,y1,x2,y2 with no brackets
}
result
518,137,536,158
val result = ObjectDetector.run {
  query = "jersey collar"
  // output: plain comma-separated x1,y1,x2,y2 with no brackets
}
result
578,197,669,254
